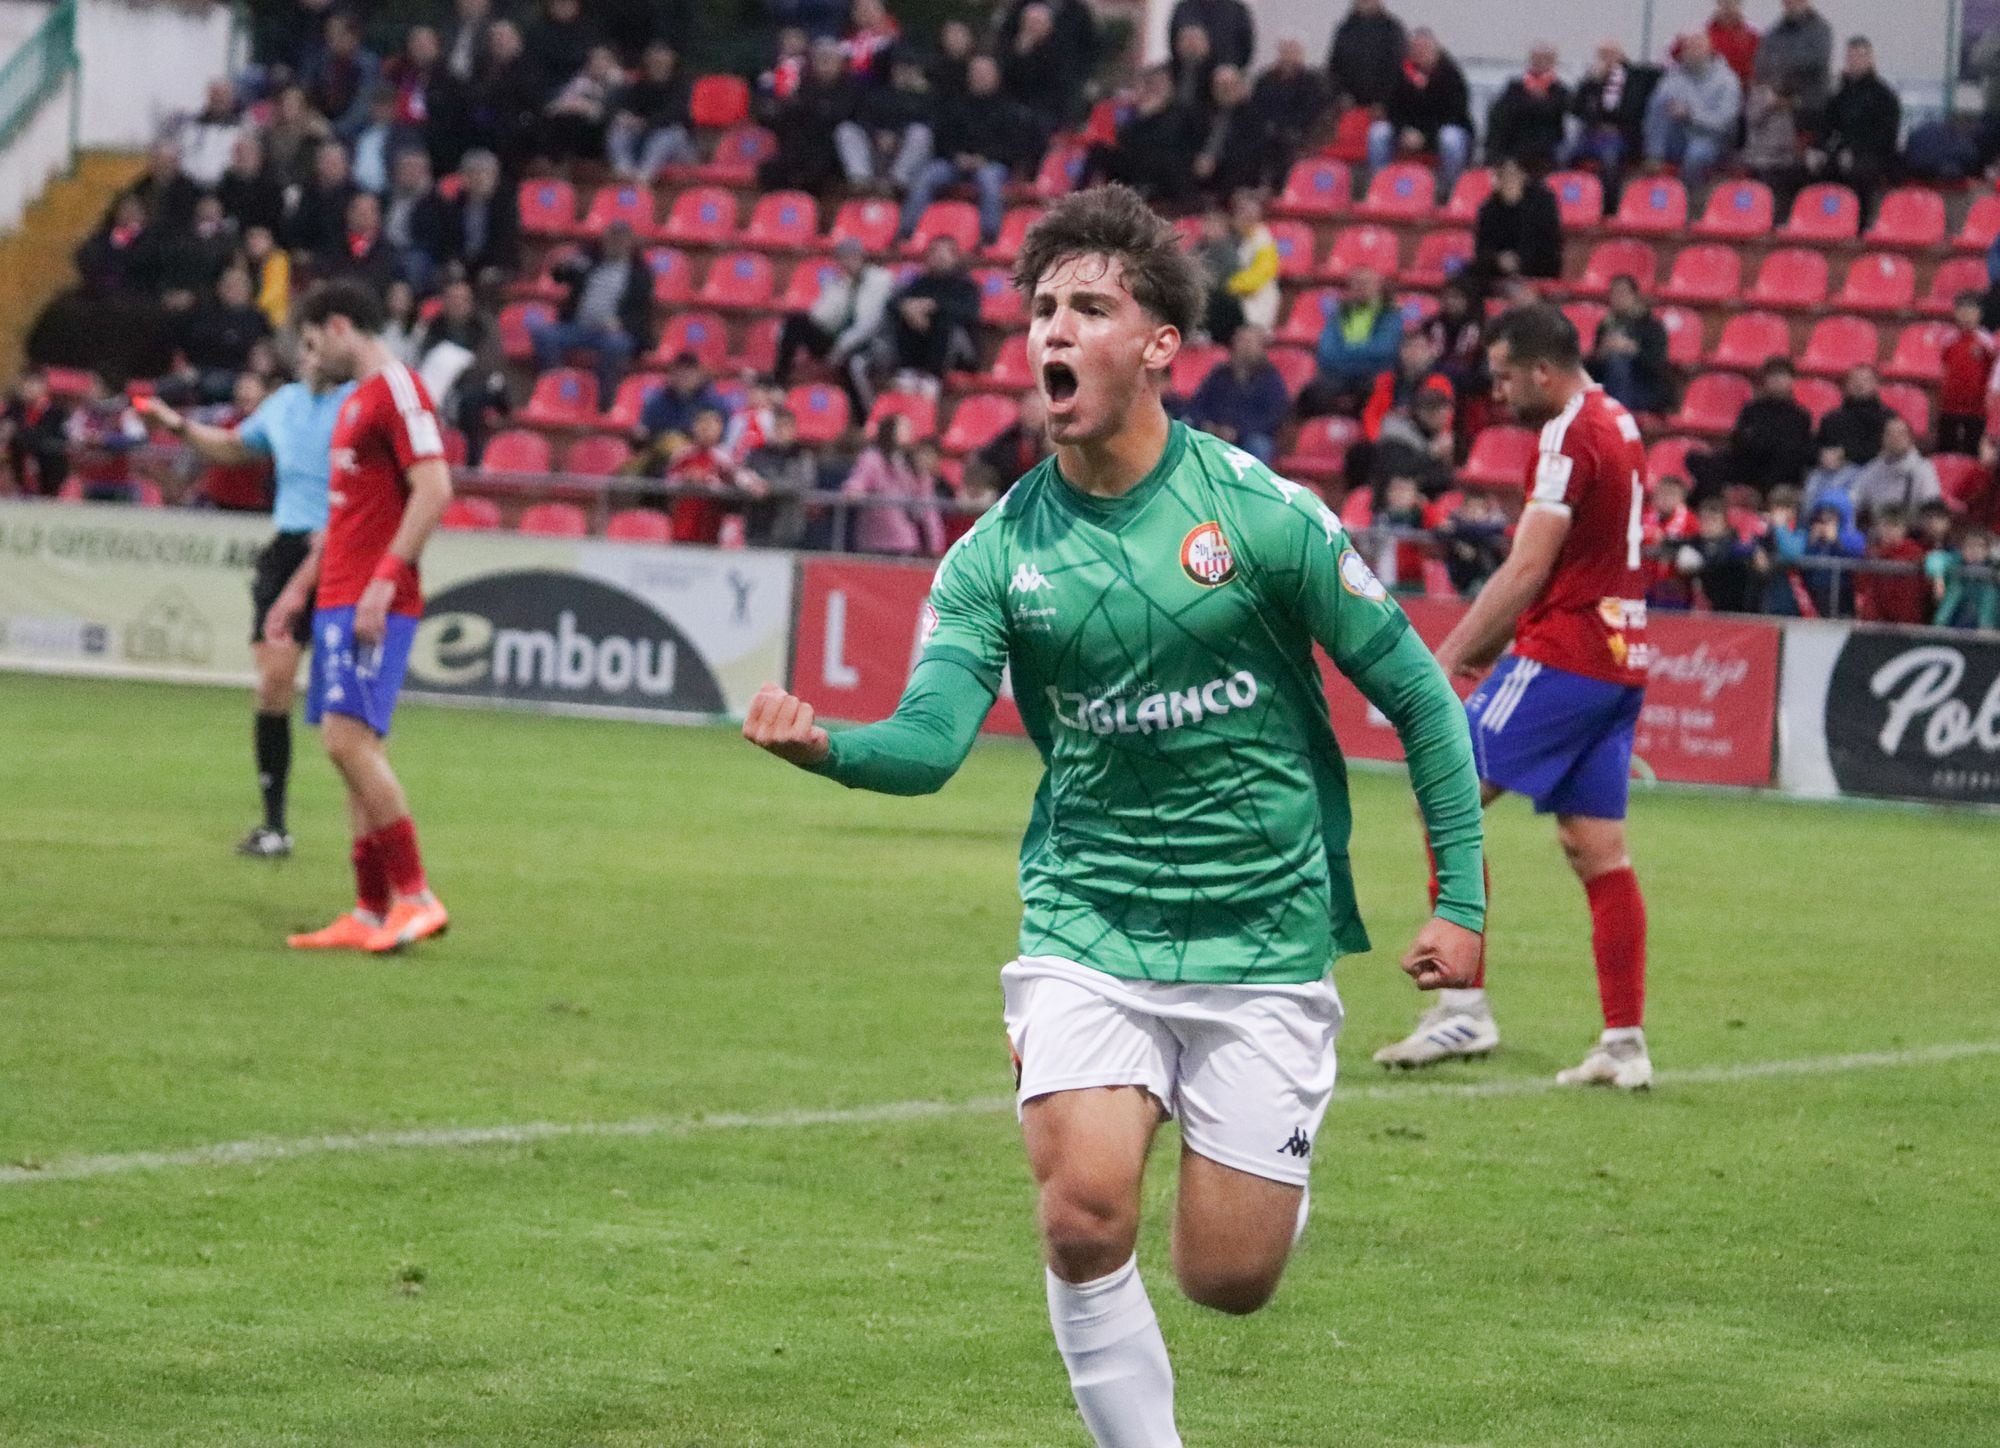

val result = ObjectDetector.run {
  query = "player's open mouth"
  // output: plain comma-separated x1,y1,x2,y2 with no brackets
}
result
1042,362,1078,407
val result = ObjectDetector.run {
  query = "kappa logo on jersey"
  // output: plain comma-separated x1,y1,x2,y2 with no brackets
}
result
1338,549,1388,601
1277,1128,1312,1159
1009,562,1052,594
1180,522,1237,587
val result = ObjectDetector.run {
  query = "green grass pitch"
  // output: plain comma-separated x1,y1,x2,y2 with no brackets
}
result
3,674,1997,1446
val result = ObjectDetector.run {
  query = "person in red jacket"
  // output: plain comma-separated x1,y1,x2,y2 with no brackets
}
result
1706,0,1760,89
1855,506,1929,623
1937,292,1995,456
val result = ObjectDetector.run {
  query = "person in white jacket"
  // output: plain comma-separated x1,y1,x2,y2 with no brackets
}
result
1643,31,1743,186
774,237,894,405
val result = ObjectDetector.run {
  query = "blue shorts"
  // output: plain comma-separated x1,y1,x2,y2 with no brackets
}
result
1465,655,1645,819
304,606,417,737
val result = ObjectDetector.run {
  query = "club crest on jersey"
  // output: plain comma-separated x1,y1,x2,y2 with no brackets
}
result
1338,548,1388,601
1180,522,1236,587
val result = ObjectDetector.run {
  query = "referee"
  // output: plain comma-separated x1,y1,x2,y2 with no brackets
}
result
139,344,355,858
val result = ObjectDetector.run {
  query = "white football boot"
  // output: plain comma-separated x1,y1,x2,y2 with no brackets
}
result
1555,1029,1653,1090
1372,990,1500,1069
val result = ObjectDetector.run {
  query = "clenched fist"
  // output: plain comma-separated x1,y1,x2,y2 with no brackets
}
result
742,683,831,768
1400,917,1484,991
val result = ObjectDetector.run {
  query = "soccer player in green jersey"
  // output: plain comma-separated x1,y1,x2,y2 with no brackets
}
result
745,185,1486,1447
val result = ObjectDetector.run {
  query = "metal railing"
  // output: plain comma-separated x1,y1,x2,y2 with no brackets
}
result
0,0,77,154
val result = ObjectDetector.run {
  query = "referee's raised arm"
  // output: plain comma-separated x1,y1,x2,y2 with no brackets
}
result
136,396,261,467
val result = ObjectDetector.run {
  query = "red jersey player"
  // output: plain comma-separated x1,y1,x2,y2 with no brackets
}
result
265,281,455,954
1376,304,1655,1089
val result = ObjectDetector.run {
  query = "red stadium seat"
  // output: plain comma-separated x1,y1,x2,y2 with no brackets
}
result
776,256,843,313
1884,321,1950,382
1461,426,1537,487
498,300,553,362
1792,376,1842,424
742,190,820,250
730,316,781,374
1647,437,1698,483
580,183,657,238
606,508,674,543
1562,301,1607,350
509,247,577,302
682,124,776,185
1323,223,1401,279
1799,316,1880,377
1275,415,1361,484
905,200,981,255
1268,346,1317,398
520,368,599,427
1671,372,1753,434
441,496,502,530
1691,178,1774,239
1403,229,1471,287
564,434,633,476
697,250,776,311
1710,311,1792,371
603,373,665,430
1923,256,1989,317
985,333,1034,391
1611,175,1686,234
1747,248,1829,308
825,197,900,254
1170,343,1227,399
1545,170,1604,230
1781,183,1860,242
1881,383,1932,440
660,186,738,247
644,246,693,304
517,178,577,237
1033,140,1087,200
652,310,730,370
1833,253,1915,313
941,394,1018,454
868,391,938,442
1658,305,1704,369
1267,220,1316,279
690,74,750,129
1865,188,1946,249
787,383,852,444
974,267,1024,326
1326,106,1373,163
1357,161,1435,221
1955,192,2000,252
985,206,1041,263
1572,238,1658,296
1274,157,1351,218
1082,98,1122,145
1659,244,1741,304
1339,486,1373,527
481,430,553,474
1935,453,1988,511
1278,288,1339,347
518,502,590,536
1442,168,1492,223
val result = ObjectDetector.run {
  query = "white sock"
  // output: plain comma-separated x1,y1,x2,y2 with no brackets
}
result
1045,1258,1182,1448
1439,987,1489,1015
1602,1026,1646,1047
1293,1189,1311,1246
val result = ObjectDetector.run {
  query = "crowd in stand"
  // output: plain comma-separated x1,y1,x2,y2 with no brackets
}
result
4,0,2000,627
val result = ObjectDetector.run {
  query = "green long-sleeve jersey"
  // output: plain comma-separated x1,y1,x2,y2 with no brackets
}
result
813,421,1484,986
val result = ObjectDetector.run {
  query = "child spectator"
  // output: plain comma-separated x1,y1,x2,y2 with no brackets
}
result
1,368,73,496
1855,506,1929,624
1441,491,1508,597
1755,484,1811,613
1678,495,1758,612
1937,292,1995,456
1365,475,1429,595
1800,503,1862,616
1369,382,1457,499
1420,279,1485,401
842,414,945,557
1803,443,1866,549
1644,474,1699,607
740,406,817,548
1930,527,2000,630
1362,331,1449,442
65,376,150,502
665,408,757,545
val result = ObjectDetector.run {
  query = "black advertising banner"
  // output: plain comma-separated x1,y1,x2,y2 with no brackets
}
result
1822,630,2000,804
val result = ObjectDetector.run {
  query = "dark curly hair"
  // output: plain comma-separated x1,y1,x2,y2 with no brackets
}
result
296,278,386,335
1012,183,1206,336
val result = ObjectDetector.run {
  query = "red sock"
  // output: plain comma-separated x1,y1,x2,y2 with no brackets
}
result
370,816,428,900
1425,844,1489,989
351,836,390,918
1585,866,1647,1029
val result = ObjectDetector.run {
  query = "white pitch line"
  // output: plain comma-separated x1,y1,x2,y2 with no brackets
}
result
5,1039,1998,1189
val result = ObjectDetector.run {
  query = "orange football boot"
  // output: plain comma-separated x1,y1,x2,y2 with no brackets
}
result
287,911,382,951
364,896,450,954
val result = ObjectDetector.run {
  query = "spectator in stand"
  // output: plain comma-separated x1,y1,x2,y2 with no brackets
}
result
469,19,545,169
843,0,902,85
1421,278,1485,399
1803,443,1866,545
1756,0,1835,120
993,0,1101,120
1675,495,1759,612
665,407,756,545
1931,526,2000,629
967,388,1049,496
1169,24,1218,118
1185,324,1286,464
64,376,149,503
1851,417,1942,519
758,27,812,111
1938,293,1996,457
1189,207,1242,342
1,369,73,496
1369,379,1457,499
445,0,498,86
529,220,654,402
1222,190,1281,332
1702,357,1815,496
156,194,238,301
1591,276,1671,415
1085,66,1198,205
1442,491,1508,596
527,0,604,102
862,236,980,405
740,406,818,548
169,266,272,403
1327,0,1407,112
775,238,894,397
1485,44,1571,172
1567,40,1654,182
1471,156,1562,289
636,352,728,456
1754,484,1810,614
439,149,520,288
1914,497,1956,560
1645,474,1700,608
411,277,505,458
216,135,285,238
320,191,402,292
760,38,865,192
1192,66,1277,200
1252,39,1333,177
608,41,697,182
75,196,162,294
379,280,422,366
1817,365,1893,466
929,19,975,96
242,225,290,329
381,150,447,290
1800,502,1862,614
542,45,628,163
1368,28,1472,194
1856,506,1929,623
263,85,333,191
1303,265,1402,416
1704,0,1760,89
115,140,200,234
286,139,356,259
1809,37,1900,219
843,413,945,557
173,81,245,189
1369,475,1430,594
897,54,1038,247
1741,81,1807,211
1004,3,1079,136
841,54,936,195
1361,331,1448,443
305,12,381,139
385,26,458,171
1170,0,1253,71
1643,31,1742,188
351,86,414,195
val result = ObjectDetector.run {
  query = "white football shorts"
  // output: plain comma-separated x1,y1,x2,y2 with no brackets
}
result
1000,955,1342,1188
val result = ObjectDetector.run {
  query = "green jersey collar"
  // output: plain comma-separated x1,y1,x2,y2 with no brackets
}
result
1046,419,1188,527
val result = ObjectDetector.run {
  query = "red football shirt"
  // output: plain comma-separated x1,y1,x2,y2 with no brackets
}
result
321,362,444,616
1513,384,1651,687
